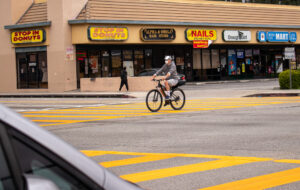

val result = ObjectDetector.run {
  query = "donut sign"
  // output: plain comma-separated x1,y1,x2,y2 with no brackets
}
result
11,29,45,44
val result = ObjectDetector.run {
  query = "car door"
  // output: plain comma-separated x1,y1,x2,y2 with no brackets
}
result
0,120,103,190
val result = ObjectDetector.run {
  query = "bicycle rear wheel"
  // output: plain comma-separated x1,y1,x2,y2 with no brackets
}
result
170,88,185,110
146,89,163,112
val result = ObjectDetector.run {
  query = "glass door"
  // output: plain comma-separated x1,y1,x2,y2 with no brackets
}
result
17,53,28,89
27,53,39,88
17,51,47,89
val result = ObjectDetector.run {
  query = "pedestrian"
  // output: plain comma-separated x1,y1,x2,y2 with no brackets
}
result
119,67,129,91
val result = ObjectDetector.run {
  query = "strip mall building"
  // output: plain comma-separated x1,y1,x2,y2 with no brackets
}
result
1,0,300,92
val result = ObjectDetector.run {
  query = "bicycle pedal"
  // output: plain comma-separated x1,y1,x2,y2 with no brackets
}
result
164,100,170,106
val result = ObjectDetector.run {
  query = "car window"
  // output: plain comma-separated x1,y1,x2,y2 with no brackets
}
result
9,130,103,190
0,144,16,190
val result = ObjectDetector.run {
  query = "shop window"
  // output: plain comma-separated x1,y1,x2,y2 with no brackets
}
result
101,50,110,77
220,49,227,78
145,49,152,69
228,49,237,76
211,49,220,69
193,49,201,81
236,49,245,76
111,50,122,77
123,50,134,77
175,49,185,75
202,49,211,70
296,49,300,69
16,50,48,89
202,49,211,80
134,50,144,76
89,50,100,78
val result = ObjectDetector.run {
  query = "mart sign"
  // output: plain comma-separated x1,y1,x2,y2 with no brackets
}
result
186,29,217,41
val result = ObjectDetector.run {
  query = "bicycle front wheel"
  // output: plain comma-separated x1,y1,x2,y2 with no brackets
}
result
146,89,163,112
170,88,185,110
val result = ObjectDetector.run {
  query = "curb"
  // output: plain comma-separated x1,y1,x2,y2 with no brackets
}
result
244,93,300,97
186,78,277,86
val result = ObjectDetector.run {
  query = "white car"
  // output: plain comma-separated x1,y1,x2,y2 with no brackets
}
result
0,104,144,190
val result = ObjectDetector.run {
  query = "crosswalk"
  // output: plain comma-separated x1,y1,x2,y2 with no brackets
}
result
13,97,300,189
82,150,300,190
18,97,300,127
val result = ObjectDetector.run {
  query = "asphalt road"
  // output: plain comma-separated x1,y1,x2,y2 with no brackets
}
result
1,79,300,190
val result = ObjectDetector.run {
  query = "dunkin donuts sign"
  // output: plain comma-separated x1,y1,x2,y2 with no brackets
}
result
11,29,45,44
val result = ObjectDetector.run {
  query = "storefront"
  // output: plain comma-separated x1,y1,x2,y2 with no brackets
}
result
11,29,48,89
73,26,299,87
2,0,300,92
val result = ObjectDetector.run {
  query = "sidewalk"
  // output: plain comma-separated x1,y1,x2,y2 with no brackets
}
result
0,78,299,98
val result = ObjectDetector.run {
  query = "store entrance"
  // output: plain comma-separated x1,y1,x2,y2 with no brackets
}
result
16,51,48,89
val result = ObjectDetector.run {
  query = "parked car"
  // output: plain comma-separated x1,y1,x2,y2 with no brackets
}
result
137,68,186,81
0,104,144,190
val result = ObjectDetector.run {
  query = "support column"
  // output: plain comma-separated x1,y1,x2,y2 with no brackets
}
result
47,0,87,92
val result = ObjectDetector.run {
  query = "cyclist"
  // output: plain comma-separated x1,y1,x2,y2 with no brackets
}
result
151,55,179,106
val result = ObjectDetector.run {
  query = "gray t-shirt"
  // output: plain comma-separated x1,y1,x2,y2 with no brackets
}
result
155,62,179,80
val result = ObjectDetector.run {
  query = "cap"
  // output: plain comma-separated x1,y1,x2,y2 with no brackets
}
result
164,55,172,60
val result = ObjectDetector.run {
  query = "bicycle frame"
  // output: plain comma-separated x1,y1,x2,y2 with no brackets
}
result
154,79,166,97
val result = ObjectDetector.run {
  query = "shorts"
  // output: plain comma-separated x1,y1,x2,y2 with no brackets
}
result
167,79,178,87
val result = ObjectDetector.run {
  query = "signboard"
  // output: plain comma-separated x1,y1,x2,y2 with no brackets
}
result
141,28,175,41
289,32,297,42
193,40,209,48
186,29,217,41
284,47,295,60
257,31,297,42
88,26,128,41
267,31,289,42
223,30,251,42
257,31,267,42
11,29,45,44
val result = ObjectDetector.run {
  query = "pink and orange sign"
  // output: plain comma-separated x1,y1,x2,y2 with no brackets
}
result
193,40,209,48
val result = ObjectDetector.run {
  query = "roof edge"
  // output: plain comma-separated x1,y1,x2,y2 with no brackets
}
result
4,21,51,30
68,19,300,29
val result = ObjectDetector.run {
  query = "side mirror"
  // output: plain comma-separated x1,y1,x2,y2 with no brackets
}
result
24,175,59,190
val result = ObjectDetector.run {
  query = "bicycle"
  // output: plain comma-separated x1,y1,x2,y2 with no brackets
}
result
146,79,186,112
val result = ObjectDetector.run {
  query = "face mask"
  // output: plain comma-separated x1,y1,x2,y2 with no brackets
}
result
165,60,169,64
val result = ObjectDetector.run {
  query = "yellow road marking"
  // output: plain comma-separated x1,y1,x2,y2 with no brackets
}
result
20,97,300,126
275,159,300,164
101,155,176,168
81,150,272,162
120,159,257,183
199,167,300,190
81,150,300,188
24,115,111,118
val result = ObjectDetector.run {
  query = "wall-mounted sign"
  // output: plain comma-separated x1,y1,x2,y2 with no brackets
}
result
193,40,208,48
223,30,251,42
141,28,175,41
257,31,297,42
88,26,128,41
185,29,217,41
289,32,297,42
267,31,289,42
257,31,267,42
11,29,45,44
